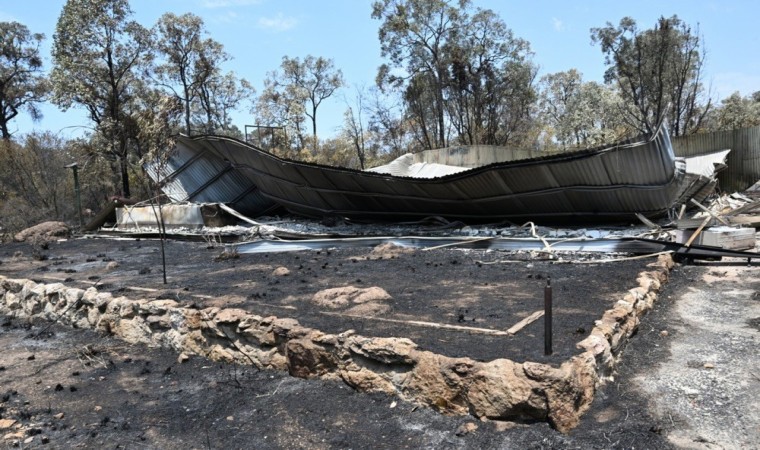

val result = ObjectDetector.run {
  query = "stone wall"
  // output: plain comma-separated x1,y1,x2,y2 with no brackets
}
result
0,255,673,433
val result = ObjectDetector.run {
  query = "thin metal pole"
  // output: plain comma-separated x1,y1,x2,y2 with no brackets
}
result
544,277,553,355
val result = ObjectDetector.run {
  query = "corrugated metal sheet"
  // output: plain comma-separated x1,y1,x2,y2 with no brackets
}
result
411,144,562,167
234,236,760,261
673,126,760,192
366,154,471,177
168,124,716,223
145,138,280,217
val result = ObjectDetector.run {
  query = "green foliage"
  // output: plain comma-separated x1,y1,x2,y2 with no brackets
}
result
372,0,537,149
0,133,83,232
705,91,760,131
51,0,152,198
0,21,49,139
591,15,711,136
256,55,344,154
195,72,253,135
257,55,344,154
538,69,631,149
364,87,416,159
153,12,224,135
152,13,251,136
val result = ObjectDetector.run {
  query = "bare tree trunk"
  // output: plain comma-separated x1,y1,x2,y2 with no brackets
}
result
120,155,131,198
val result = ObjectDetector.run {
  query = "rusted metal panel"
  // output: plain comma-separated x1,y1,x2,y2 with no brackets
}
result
673,126,760,191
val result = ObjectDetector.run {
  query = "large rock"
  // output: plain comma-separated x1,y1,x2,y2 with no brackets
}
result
465,359,545,420
13,221,70,243
312,286,392,316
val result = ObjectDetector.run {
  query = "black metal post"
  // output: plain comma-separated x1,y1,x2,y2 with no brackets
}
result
544,277,553,355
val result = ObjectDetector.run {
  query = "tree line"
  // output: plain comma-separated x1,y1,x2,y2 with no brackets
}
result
1,0,759,234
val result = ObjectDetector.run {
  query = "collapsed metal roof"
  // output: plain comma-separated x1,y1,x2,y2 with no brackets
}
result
147,124,728,224
144,139,280,217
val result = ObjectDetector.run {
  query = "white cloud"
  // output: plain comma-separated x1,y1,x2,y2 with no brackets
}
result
552,17,565,32
257,13,298,32
201,0,261,8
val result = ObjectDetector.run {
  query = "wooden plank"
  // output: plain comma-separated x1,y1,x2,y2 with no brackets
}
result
676,217,720,229
699,227,756,250
677,215,760,229
725,215,760,227
677,204,687,220
684,216,712,247
689,199,731,226
319,311,513,336
725,199,760,217
506,310,544,335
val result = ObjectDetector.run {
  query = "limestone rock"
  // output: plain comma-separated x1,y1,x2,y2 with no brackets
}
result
344,301,390,316
369,243,414,259
272,266,290,277
348,336,417,365
455,422,478,436
214,308,249,325
403,352,469,415
286,338,340,378
13,221,70,243
312,286,391,309
114,318,152,345
340,366,397,394
542,355,598,433
466,359,543,420
3,431,24,440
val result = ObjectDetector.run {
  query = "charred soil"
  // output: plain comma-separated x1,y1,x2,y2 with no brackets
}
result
3,236,756,448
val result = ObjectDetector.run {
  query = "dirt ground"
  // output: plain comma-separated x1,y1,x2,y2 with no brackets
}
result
1,236,759,449
0,238,652,364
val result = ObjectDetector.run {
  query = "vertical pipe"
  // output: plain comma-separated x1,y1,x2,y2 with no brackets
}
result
544,277,552,355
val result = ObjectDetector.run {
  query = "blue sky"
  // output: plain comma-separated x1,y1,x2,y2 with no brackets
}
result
2,0,759,139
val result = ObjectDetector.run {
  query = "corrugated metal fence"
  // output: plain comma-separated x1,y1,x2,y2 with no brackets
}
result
672,126,760,192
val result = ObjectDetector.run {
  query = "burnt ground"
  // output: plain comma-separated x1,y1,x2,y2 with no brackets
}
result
0,238,652,365
2,236,758,449
0,317,670,450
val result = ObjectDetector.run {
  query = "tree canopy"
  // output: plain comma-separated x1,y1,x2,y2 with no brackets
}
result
372,0,537,149
0,21,49,139
51,0,152,197
2,2,755,230
255,55,343,153
153,12,225,135
538,69,628,149
591,15,711,136
707,91,760,131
